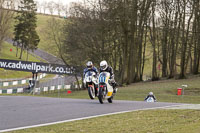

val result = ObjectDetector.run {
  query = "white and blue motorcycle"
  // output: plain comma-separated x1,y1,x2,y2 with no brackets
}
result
98,72,114,104
84,71,98,99
146,97,155,102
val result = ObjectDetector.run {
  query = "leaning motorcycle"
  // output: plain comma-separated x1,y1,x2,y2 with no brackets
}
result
84,71,98,99
146,97,155,102
98,72,114,104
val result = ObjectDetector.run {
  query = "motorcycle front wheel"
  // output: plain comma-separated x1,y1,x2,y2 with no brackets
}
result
98,87,107,104
88,86,95,99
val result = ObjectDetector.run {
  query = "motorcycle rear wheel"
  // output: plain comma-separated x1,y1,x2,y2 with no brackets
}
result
107,96,113,103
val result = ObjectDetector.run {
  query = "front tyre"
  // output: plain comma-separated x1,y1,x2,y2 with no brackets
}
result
88,86,95,99
98,87,106,104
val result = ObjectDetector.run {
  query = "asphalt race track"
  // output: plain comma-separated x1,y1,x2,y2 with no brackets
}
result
0,96,183,132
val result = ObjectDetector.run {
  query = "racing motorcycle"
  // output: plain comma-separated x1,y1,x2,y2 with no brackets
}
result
146,97,155,102
84,71,98,99
98,72,114,104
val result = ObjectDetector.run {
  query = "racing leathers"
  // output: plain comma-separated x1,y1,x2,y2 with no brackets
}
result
99,66,117,93
144,95,157,102
83,66,98,89
83,67,98,77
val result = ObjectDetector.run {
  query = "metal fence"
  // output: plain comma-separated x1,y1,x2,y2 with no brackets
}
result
0,74,82,95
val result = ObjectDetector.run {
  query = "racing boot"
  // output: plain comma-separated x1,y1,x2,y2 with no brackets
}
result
113,87,118,93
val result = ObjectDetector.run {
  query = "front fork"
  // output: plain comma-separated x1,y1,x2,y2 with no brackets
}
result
88,84,99,96
95,84,99,96
99,85,107,96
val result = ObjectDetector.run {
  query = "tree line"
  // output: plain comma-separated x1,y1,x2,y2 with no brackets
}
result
1,0,200,85
2,0,69,17
46,0,200,85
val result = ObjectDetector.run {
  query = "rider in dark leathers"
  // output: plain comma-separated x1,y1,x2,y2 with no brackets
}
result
99,60,117,93
144,92,157,102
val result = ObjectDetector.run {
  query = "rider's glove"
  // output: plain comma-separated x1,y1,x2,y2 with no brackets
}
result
110,79,115,83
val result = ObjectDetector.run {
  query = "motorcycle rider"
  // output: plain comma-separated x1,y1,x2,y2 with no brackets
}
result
99,60,118,93
83,61,98,89
144,92,157,102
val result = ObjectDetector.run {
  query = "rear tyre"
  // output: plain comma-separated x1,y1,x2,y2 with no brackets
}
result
107,96,113,103
88,86,95,99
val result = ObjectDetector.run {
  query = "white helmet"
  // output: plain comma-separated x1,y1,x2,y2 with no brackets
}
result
149,92,153,95
100,60,108,70
86,61,93,69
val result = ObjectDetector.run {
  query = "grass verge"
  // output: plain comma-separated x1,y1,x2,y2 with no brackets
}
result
3,76,200,133
30,75,200,104
8,109,200,133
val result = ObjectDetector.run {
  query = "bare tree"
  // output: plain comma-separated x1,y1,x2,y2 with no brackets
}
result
46,0,200,85
0,0,14,52
63,4,68,17
41,1,48,14
47,1,55,15
55,0,63,17
14,0,21,10
149,0,159,80
179,0,194,78
35,1,42,13
192,0,200,74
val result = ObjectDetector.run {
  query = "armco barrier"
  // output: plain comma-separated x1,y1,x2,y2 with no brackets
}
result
0,88,23,94
0,73,46,87
0,84,82,94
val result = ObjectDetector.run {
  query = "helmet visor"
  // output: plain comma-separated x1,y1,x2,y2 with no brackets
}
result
87,65,92,69
101,65,107,70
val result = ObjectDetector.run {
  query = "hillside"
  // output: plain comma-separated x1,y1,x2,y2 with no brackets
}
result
0,14,60,79
4,13,154,79
0,42,41,79
36,14,62,56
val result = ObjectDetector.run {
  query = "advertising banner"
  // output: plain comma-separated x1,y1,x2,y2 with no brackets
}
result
0,59,74,74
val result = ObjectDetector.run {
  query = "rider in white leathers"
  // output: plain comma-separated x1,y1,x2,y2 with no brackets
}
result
83,61,98,89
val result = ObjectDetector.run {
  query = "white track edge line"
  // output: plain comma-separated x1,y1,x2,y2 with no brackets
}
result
0,104,186,133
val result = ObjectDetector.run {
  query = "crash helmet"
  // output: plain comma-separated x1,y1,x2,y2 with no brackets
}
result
100,60,108,70
149,92,153,95
86,61,93,69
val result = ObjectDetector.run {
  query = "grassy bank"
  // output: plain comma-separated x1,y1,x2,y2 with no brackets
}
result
34,75,200,104
36,15,61,56
0,42,41,79
8,109,200,133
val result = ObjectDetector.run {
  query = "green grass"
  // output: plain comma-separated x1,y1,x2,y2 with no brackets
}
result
0,42,41,79
4,75,200,133
33,75,200,104
115,76,200,104
8,109,200,133
36,15,61,56
3,13,200,133
8,13,59,56
0,14,57,79
0,14,62,79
